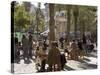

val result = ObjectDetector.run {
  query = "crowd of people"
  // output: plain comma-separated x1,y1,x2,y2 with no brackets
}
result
13,32,96,72
14,33,34,64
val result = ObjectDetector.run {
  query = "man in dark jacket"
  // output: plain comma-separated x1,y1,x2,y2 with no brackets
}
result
28,33,33,59
59,37,64,49
60,52,67,70
22,34,29,63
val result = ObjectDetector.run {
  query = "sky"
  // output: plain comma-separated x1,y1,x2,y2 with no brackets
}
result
31,2,45,9
18,1,45,9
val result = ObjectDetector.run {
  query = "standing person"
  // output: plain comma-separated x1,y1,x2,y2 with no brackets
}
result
39,46,47,72
82,34,87,54
22,34,29,63
43,39,48,52
60,52,67,70
70,40,79,60
35,46,47,72
32,39,36,57
59,37,64,49
86,38,91,53
87,39,94,53
77,39,85,59
82,34,86,44
36,40,39,48
15,34,18,45
47,41,61,71
28,33,33,59
43,40,47,51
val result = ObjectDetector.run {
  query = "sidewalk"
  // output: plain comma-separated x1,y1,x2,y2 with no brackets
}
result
64,51,97,71
14,59,37,73
13,50,97,73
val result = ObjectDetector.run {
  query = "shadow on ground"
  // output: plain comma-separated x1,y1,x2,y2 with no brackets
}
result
64,65,75,71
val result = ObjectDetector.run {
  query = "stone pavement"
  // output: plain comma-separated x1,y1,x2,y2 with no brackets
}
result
64,51,97,71
14,59,37,73
13,50,97,73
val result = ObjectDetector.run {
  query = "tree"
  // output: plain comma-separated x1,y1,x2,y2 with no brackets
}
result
73,5,79,39
65,5,71,45
55,4,66,12
23,2,31,12
35,3,45,40
14,3,31,32
49,3,55,45
78,6,97,38
36,3,45,33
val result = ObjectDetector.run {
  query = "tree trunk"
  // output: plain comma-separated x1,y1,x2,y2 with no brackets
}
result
73,6,79,39
80,19,85,39
65,5,71,45
49,4,55,45
36,3,41,40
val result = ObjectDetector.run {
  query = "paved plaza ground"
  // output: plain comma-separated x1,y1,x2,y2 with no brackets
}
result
13,49,97,74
